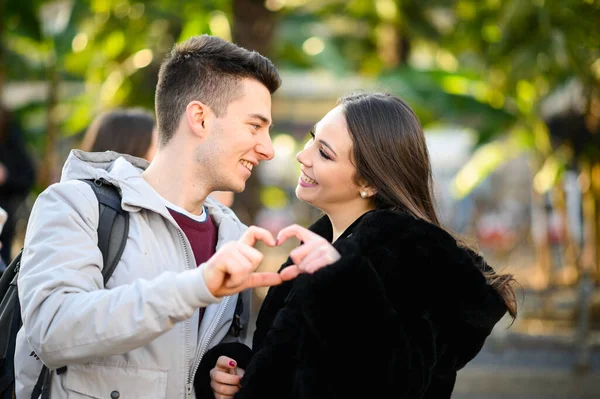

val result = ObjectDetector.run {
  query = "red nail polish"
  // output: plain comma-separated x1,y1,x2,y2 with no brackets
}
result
229,360,236,367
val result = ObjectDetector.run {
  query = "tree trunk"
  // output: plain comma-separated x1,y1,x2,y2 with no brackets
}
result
39,50,60,188
231,0,277,55
588,90,600,282
592,162,600,281
531,186,553,288
0,0,5,93
230,0,278,225
579,163,597,277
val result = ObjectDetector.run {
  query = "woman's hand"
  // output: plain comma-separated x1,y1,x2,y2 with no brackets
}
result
203,226,286,297
210,356,244,399
276,224,341,280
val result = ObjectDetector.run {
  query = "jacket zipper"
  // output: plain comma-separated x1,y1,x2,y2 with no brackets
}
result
188,295,230,387
173,217,235,397
175,229,195,399
177,227,231,398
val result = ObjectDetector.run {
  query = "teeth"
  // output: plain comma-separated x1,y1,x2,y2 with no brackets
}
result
240,160,253,171
301,172,317,185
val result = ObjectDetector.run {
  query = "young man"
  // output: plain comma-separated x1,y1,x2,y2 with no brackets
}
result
15,35,286,398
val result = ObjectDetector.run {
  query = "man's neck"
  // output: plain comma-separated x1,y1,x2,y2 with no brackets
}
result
142,144,208,216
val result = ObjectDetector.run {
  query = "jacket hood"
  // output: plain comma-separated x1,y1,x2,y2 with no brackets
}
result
309,209,509,367
59,150,245,247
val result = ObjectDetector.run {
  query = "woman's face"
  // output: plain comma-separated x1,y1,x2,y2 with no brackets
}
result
295,105,368,215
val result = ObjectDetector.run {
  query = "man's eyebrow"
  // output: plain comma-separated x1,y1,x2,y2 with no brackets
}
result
248,113,274,131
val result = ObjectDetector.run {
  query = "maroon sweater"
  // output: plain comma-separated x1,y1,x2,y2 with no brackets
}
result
168,207,217,324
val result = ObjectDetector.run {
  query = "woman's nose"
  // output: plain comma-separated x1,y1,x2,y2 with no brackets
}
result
296,148,309,166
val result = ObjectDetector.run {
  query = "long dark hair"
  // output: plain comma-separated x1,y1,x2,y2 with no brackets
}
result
339,92,517,319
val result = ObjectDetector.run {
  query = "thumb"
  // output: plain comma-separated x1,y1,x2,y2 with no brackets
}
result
216,355,238,373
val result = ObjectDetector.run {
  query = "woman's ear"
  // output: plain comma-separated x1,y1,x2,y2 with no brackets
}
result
357,178,377,198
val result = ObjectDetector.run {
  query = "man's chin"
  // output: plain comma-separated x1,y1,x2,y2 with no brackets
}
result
216,179,245,194
230,182,245,193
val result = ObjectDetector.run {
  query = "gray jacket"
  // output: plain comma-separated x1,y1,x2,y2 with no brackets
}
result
15,150,250,398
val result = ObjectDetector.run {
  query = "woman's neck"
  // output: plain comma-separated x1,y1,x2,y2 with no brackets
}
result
327,203,375,242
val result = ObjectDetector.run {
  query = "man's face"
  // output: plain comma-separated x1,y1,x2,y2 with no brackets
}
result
203,78,274,193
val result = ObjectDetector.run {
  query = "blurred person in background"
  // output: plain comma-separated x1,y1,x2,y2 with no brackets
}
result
80,107,158,162
0,104,36,267
81,107,234,207
0,206,7,273
204,92,518,399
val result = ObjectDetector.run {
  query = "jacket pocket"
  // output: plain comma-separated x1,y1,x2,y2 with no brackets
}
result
64,363,168,399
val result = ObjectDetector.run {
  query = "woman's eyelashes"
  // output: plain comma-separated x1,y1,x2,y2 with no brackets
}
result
309,130,332,160
319,149,331,160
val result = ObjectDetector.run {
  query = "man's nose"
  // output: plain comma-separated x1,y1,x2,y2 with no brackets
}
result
256,133,274,160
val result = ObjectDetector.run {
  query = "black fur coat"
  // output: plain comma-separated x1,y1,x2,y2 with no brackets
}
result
196,210,508,398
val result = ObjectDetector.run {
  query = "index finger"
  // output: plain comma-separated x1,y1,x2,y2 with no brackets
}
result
245,271,284,289
276,224,322,246
240,226,276,247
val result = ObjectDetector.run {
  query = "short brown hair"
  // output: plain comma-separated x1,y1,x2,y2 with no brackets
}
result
155,35,281,146
80,108,155,158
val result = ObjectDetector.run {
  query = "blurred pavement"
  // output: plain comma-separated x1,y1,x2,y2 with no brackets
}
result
454,309,600,398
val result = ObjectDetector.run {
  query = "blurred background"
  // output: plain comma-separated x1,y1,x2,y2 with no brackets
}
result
1,0,600,397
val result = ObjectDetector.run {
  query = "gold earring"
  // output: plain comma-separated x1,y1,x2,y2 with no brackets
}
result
360,191,368,199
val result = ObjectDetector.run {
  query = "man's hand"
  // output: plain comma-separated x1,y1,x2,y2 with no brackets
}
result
276,224,341,280
210,356,243,399
203,226,285,297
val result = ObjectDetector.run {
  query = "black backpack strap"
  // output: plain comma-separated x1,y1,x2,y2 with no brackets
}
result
31,179,130,398
0,262,21,395
81,178,129,285
30,367,44,399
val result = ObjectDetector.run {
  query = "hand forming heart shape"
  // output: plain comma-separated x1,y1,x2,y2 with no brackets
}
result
202,225,341,297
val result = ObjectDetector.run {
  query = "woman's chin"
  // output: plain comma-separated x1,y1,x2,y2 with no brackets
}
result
295,187,315,206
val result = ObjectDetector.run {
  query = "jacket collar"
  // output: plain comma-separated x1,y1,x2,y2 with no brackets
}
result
308,210,375,242
60,150,246,242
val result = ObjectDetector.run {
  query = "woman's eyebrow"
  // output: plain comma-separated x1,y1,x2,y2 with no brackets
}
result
318,139,337,157
313,126,337,156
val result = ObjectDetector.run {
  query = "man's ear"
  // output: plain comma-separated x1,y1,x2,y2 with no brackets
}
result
185,101,211,139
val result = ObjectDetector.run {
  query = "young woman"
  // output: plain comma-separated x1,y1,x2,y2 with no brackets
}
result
200,92,517,398
80,107,158,161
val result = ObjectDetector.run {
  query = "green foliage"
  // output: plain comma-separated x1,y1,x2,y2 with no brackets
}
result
3,0,217,159
3,0,599,193
277,0,599,192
